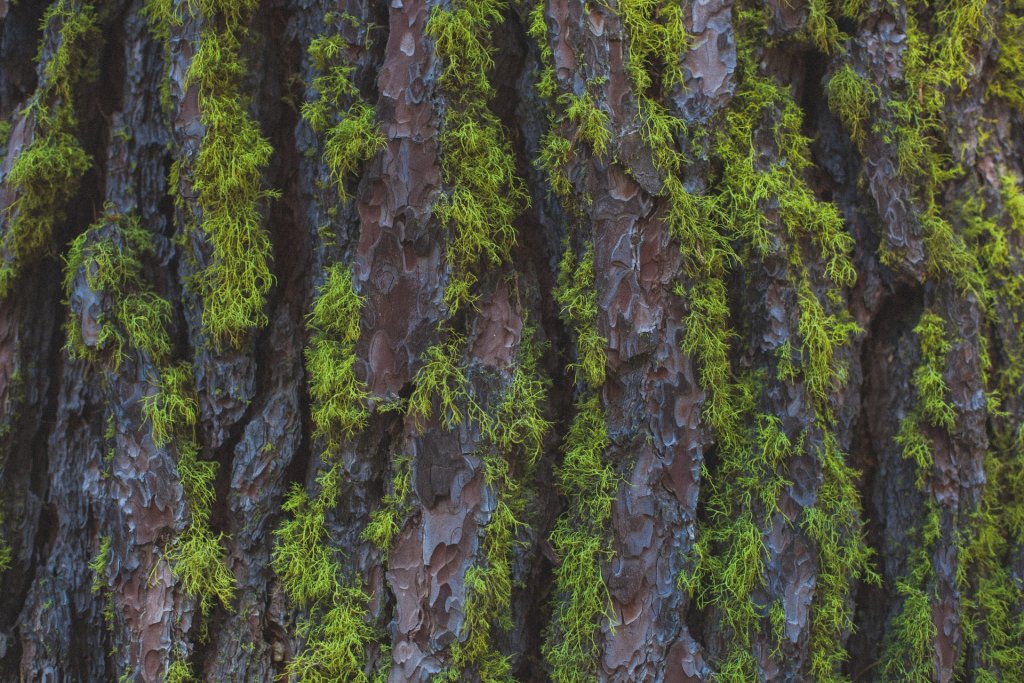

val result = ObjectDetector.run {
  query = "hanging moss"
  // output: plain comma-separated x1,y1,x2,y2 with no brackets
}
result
0,0,98,298
825,64,878,149
542,396,615,683
361,455,413,556
145,0,278,348
989,0,1024,112
303,32,386,200
305,264,370,451
426,0,529,316
553,246,606,388
612,2,873,676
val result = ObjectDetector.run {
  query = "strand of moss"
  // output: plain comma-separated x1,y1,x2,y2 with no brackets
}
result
63,211,234,616
878,311,954,680
146,0,278,348
303,23,386,201
0,0,98,297
417,5,546,675
989,0,1024,113
272,263,379,682
539,243,615,683
428,330,550,683
426,0,529,316
954,174,1024,679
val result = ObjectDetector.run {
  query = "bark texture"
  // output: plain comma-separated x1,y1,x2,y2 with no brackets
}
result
1,0,1023,681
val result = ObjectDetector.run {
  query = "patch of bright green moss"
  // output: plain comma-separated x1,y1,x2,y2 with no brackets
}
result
542,395,615,683
554,246,606,388
427,0,529,315
305,264,370,452
826,64,878,148
303,33,385,201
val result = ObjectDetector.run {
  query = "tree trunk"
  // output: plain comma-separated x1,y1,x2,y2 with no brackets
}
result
1,0,1022,681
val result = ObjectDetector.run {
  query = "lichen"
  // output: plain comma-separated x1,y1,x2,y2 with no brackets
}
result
305,264,370,452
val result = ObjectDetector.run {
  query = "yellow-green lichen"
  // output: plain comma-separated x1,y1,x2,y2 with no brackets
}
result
148,0,278,348
542,395,615,683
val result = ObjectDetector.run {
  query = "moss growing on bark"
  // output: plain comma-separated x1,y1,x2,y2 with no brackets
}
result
427,0,528,315
146,0,277,348
303,33,385,201
0,0,98,297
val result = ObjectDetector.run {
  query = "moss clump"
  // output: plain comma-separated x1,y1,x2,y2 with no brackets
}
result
361,455,413,555
303,33,385,200
305,264,370,451
145,0,277,348
554,246,606,388
561,90,611,158
437,333,551,682
408,335,473,429
527,1,556,101
989,0,1024,112
881,510,940,682
274,258,378,678
165,658,195,683
657,5,871,677
63,211,160,370
542,396,615,683
185,26,278,347
881,311,954,680
272,468,376,682
426,0,529,315
826,64,878,148
88,535,111,594
0,0,98,297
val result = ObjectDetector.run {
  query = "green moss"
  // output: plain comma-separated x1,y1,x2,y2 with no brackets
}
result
142,363,198,448
302,33,385,201
274,265,376,676
561,91,611,158
305,264,370,452
803,432,880,680
542,396,615,683
826,64,878,148
989,0,1024,112
665,7,871,676
157,1,279,349
165,658,195,683
536,132,574,202
437,332,550,682
796,268,861,408
88,535,111,594
361,455,413,555
427,0,529,315
527,1,556,101
0,0,99,297
911,312,955,431
187,35,278,346
167,523,235,614
618,0,688,96
881,510,940,682
287,585,376,683
554,246,606,389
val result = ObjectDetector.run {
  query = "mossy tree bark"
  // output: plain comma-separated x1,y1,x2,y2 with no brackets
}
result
1,0,1022,682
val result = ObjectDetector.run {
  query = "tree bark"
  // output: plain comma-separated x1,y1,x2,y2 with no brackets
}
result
1,0,1022,681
